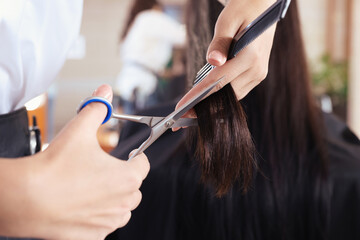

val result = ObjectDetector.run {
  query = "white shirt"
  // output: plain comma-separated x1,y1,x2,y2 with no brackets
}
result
115,9,185,101
0,0,83,114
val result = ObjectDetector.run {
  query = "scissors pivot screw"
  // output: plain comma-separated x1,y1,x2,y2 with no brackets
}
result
165,120,175,128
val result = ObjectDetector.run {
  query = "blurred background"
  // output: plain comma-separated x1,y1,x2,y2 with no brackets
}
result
26,0,360,151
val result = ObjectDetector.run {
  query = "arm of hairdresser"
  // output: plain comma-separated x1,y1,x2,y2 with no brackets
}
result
0,85,150,239
176,0,277,113
0,1,149,239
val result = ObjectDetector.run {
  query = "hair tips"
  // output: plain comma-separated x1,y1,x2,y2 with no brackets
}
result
190,84,256,196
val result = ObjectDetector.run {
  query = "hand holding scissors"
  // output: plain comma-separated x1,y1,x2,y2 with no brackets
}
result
78,77,224,160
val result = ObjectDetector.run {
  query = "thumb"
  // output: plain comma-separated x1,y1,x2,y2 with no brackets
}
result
207,2,243,66
76,84,113,132
48,84,113,149
207,37,230,67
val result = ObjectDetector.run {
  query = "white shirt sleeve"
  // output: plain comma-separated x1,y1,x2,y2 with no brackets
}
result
0,0,83,114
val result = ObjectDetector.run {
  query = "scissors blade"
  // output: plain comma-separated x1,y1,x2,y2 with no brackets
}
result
112,113,196,127
127,77,222,160
172,118,197,128
112,113,164,127
171,76,224,123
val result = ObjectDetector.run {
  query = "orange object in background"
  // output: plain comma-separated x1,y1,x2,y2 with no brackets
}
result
25,94,48,145
97,123,120,153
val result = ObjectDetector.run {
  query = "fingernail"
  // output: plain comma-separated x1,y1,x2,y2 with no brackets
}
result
187,111,197,118
92,85,112,100
172,127,180,132
208,50,226,65
182,109,197,118
129,149,137,159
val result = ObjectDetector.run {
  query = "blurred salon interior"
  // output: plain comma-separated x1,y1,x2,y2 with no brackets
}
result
26,0,360,152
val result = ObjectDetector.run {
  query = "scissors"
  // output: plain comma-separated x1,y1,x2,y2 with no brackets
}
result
78,77,224,160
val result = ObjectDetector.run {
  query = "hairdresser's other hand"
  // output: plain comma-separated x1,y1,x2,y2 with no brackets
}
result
1,85,149,239
176,0,276,116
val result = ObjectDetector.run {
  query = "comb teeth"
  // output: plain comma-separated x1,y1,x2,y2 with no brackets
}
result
193,63,215,86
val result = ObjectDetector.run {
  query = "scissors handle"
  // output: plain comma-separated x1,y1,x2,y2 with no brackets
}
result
77,97,113,124
78,97,198,128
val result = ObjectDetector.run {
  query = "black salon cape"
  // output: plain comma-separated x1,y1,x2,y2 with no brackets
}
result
106,102,360,240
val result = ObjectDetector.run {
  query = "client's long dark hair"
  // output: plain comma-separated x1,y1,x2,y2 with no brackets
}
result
187,0,256,196
187,0,329,238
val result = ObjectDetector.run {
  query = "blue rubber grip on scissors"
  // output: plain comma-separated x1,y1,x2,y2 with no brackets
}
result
79,97,113,124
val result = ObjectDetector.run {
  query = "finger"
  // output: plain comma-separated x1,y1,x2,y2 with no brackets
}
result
231,76,262,100
230,66,268,100
171,103,196,132
127,152,150,180
208,0,277,67
175,54,252,111
181,108,197,118
128,149,137,159
76,84,114,133
118,211,132,228
172,108,197,132
207,2,245,66
130,190,142,211
230,69,257,99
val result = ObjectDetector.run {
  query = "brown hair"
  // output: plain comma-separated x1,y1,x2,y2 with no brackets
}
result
189,85,256,196
186,0,256,196
187,0,328,209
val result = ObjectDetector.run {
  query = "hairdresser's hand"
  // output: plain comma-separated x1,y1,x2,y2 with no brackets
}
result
176,0,276,117
1,85,149,239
